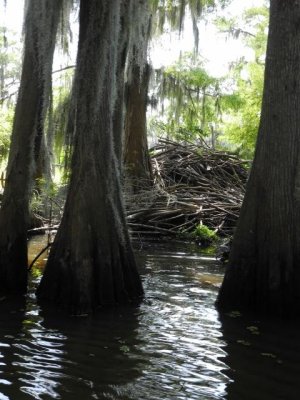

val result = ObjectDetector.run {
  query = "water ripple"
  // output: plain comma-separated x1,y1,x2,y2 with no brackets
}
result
4,240,297,399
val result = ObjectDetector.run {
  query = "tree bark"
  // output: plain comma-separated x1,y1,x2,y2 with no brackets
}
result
124,61,152,192
0,0,62,294
37,0,144,314
123,0,152,193
217,0,300,316
113,1,132,167
33,95,53,189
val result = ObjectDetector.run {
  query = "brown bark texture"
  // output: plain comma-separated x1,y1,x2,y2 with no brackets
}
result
217,0,300,316
112,1,132,167
37,0,144,314
124,62,152,192
0,0,62,294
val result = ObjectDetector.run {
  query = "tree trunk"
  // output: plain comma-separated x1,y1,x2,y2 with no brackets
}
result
0,0,62,294
113,1,132,167
124,61,152,192
123,0,152,193
217,0,300,316
37,0,144,314
33,95,53,188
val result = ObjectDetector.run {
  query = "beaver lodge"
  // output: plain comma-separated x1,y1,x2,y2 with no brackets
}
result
125,140,249,241
28,140,249,246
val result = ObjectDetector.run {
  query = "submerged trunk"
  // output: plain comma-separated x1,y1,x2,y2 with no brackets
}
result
0,0,62,294
217,0,300,316
37,0,144,314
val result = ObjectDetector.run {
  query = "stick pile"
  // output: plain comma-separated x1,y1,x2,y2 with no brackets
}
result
125,140,249,238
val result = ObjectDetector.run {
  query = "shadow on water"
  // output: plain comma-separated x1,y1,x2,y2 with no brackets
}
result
40,306,145,400
0,277,145,399
219,311,300,400
0,296,26,400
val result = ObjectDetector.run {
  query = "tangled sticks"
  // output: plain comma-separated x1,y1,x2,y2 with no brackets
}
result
125,140,249,239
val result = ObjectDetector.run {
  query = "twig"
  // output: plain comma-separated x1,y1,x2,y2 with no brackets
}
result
28,242,52,271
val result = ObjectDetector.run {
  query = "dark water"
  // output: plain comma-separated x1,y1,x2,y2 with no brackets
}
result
0,238,299,399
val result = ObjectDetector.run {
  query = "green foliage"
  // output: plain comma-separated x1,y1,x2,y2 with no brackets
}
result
30,189,44,216
0,27,23,163
192,223,217,242
0,27,22,103
30,178,61,222
155,52,222,143
51,68,74,180
151,4,268,158
33,177,59,200
52,87,71,161
218,5,268,158
220,62,264,158
0,105,13,159
31,266,43,279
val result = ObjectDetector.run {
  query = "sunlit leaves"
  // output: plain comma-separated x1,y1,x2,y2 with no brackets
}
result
218,5,268,158
220,63,264,158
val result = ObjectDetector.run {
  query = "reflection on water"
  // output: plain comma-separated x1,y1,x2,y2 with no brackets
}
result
0,238,298,399
133,244,227,400
220,313,300,400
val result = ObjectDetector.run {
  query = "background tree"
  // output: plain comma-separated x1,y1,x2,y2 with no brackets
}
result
123,0,151,192
37,0,144,314
0,26,22,166
217,0,300,316
124,60,152,190
124,0,229,190
0,0,63,294
32,1,75,192
150,5,268,155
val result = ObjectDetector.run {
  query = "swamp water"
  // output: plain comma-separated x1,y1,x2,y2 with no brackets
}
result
0,237,299,399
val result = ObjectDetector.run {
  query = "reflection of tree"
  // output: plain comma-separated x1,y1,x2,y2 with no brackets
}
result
12,283,66,400
0,297,26,399
219,313,300,400
0,291,145,399
41,306,145,399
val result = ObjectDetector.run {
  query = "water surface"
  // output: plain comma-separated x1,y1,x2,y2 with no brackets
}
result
0,238,298,399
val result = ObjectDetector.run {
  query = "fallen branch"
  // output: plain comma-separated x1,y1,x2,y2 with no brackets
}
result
28,242,52,271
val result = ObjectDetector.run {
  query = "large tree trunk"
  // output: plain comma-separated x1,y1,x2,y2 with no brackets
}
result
37,0,144,314
0,0,62,294
217,0,300,316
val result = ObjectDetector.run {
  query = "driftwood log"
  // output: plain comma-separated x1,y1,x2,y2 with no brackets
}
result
125,139,249,239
